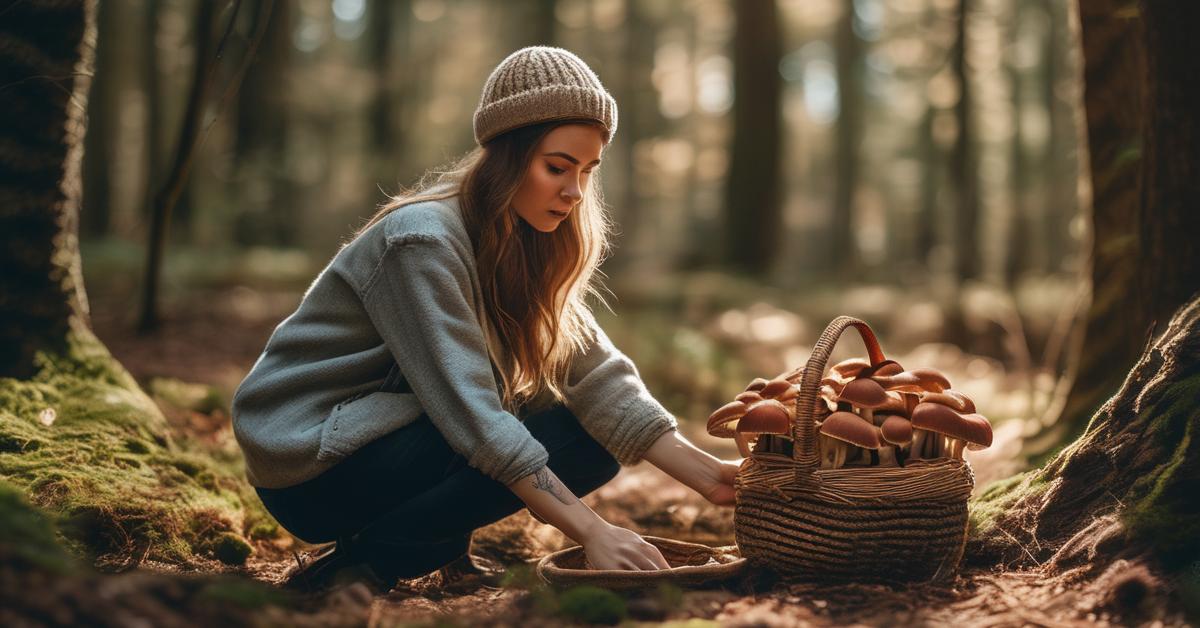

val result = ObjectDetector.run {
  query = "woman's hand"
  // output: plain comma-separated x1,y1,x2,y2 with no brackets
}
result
581,522,671,571
698,459,740,506
642,429,743,507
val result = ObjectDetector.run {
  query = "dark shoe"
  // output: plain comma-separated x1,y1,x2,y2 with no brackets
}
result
283,541,391,595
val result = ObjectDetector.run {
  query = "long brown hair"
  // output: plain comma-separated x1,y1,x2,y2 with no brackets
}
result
355,120,614,412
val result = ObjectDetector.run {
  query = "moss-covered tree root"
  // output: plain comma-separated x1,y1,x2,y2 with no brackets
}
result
968,294,1200,581
0,327,276,567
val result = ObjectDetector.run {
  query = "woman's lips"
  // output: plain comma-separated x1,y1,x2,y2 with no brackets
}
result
548,209,569,218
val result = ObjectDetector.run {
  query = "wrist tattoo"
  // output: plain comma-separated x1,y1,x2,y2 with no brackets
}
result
532,467,577,506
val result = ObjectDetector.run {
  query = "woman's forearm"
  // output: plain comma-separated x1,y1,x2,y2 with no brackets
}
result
507,466,609,544
641,429,725,497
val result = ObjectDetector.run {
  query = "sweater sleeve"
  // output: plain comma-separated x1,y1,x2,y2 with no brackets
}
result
359,235,548,486
562,316,678,465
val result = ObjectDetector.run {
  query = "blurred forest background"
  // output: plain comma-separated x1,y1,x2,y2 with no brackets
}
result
82,0,1089,480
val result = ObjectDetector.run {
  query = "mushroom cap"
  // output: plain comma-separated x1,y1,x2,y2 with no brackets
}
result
911,402,993,449
879,414,913,445
919,389,976,413
829,358,871,383
871,367,951,393
737,399,793,435
735,390,764,405
707,400,748,438
744,377,769,393
819,411,882,449
818,384,840,412
838,377,891,409
877,391,910,416
759,378,794,399
863,359,905,377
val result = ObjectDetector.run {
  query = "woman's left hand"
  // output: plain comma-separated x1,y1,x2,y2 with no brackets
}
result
699,459,740,506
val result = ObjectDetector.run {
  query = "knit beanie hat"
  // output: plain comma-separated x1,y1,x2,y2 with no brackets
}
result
473,46,618,146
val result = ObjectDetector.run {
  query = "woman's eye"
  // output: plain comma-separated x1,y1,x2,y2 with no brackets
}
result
548,165,566,175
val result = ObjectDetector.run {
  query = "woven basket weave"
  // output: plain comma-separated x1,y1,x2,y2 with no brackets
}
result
734,316,974,583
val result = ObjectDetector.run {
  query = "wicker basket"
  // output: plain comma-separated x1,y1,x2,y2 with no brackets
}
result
734,316,974,583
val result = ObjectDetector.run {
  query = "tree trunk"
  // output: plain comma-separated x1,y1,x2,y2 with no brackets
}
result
80,0,117,238
1137,2,1200,331
0,0,96,378
723,0,783,276
832,1,863,278
1031,0,1147,456
973,0,1200,577
951,0,979,282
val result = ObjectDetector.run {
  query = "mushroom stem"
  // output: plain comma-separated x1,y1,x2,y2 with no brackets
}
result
877,445,898,467
911,430,927,462
949,438,965,460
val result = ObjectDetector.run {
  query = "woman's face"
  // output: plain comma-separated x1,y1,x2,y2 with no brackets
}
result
511,123,605,233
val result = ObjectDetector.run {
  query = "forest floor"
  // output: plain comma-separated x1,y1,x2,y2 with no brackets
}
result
74,284,1191,627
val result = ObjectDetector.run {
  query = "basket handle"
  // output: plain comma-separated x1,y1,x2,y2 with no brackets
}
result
791,316,887,469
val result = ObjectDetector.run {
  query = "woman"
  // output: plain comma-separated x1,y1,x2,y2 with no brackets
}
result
231,46,739,591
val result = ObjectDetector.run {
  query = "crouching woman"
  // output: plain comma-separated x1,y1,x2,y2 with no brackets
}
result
231,46,739,591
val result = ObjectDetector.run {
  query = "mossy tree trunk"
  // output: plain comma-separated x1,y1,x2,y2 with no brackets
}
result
969,294,1200,576
971,0,1200,582
1033,0,1200,457
0,0,97,379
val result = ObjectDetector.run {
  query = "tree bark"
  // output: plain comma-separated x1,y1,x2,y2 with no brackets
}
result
1031,0,1147,456
0,0,96,378
951,0,979,282
1137,2,1200,331
969,294,1200,576
723,0,783,276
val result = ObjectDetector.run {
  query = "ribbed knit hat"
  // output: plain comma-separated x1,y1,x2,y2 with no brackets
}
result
473,46,618,146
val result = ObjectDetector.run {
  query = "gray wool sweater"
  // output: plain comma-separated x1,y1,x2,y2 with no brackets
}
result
231,194,677,489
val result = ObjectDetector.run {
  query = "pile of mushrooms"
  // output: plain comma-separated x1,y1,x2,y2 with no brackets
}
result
707,359,993,469
815,358,992,469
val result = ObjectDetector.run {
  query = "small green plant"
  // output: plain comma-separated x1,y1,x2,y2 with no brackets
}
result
556,585,627,625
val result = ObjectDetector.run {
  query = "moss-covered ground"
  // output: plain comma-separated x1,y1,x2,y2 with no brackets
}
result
0,327,277,568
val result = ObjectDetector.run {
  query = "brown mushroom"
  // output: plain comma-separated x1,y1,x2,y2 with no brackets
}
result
735,390,764,405
910,402,992,460
862,359,905,377
759,378,796,401
837,377,890,425
706,400,748,439
919,389,976,413
818,411,881,469
829,357,871,384
738,399,792,435
744,377,769,393
871,367,951,394
878,414,913,467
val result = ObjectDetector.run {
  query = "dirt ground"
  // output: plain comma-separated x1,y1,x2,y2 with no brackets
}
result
82,286,1192,627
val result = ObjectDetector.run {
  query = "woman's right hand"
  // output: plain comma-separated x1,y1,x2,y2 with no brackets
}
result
581,523,671,571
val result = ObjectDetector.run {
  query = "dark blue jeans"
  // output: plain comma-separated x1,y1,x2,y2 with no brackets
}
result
256,404,620,581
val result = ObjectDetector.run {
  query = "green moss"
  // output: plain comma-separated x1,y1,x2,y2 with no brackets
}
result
1120,375,1200,571
210,531,254,565
967,470,1048,537
0,480,75,574
0,328,267,566
556,585,627,625
148,378,227,415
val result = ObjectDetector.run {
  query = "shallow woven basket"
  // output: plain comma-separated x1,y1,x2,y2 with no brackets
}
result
734,316,974,584
536,536,746,590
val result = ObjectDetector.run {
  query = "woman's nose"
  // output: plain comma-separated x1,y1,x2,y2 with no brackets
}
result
561,183,582,203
